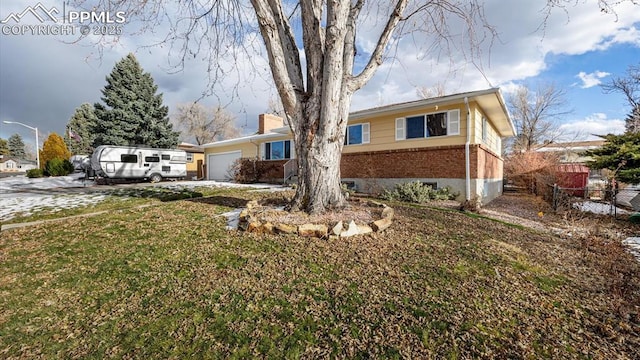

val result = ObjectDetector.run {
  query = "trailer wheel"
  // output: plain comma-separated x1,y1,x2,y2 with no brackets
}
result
149,173,162,183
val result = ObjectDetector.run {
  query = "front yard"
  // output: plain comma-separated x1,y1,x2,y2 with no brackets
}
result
1,187,639,359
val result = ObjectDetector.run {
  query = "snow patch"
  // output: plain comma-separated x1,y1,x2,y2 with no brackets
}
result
623,237,640,261
573,201,629,215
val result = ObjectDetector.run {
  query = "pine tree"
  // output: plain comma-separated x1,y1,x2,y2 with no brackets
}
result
0,138,9,156
65,103,97,155
625,105,640,134
39,133,71,169
93,53,179,148
585,132,640,184
8,134,26,158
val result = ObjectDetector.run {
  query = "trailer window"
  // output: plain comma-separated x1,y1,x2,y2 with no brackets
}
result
161,155,170,160
145,156,160,162
121,154,137,163
162,166,171,172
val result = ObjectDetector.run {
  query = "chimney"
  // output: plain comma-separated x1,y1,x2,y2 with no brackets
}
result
258,114,284,134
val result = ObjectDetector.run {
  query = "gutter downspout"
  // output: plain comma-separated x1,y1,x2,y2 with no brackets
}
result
464,97,471,201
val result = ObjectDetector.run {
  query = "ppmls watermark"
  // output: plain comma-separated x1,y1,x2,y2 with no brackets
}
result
0,2,126,36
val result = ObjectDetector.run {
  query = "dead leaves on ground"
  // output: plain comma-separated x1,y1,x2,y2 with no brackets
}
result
0,192,639,359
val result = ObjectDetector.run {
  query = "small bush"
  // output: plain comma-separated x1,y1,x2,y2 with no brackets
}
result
44,158,74,177
232,158,261,183
26,168,44,178
381,181,458,203
459,197,481,212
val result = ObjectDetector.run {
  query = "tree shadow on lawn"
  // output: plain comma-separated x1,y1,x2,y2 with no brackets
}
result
187,196,249,208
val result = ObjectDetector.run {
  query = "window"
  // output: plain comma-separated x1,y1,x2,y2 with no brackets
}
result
345,123,370,145
395,110,460,140
265,140,291,160
145,156,160,162
406,116,425,139
186,153,194,163
161,154,170,160
121,154,137,163
426,113,447,137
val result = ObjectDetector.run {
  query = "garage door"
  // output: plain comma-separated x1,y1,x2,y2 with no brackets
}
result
208,151,241,181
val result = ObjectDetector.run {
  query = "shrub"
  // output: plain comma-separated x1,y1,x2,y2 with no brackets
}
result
232,158,261,183
26,168,44,178
39,133,71,170
44,158,74,177
381,181,458,203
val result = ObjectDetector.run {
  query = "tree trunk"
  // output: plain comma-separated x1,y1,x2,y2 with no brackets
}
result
290,93,352,214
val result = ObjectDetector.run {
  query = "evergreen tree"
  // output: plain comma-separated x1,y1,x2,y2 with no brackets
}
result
93,53,179,148
8,134,26,158
65,103,97,155
585,133,640,184
0,138,9,156
625,105,640,134
39,133,71,170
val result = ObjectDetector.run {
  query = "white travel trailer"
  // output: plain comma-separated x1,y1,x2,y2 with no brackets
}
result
89,145,187,182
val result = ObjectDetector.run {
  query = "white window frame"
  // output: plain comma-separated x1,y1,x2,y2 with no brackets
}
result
396,109,460,140
345,123,370,146
261,140,293,160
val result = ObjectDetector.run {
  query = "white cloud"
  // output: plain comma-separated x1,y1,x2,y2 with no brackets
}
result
558,113,625,140
576,71,611,88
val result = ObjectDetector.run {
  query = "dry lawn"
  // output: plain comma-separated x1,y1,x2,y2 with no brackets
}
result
0,190,639,359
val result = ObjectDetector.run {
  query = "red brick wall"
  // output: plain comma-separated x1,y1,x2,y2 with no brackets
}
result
252,145,503,182
472,145,503,179
257,160,287,182
341,145,503,180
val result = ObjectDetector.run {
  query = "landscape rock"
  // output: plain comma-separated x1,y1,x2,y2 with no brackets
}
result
357,224,373,235
299,223,328,238
381,206,394,219
262,222,274,234
331,221,344,236
247,221,262,233
371,217,392,232
275,223,297,234
340,220,360,238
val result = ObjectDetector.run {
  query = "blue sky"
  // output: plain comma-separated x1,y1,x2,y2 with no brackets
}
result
0,0,639,153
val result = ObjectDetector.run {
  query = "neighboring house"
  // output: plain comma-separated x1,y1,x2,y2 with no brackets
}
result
0,156,37,172
177,142,205,179
535,140,607,184
202,88,516,203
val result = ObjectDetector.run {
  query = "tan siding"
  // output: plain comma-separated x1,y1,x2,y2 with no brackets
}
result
343,104,468,154
471,105,502,156
204,142,259,158
186,153,204,172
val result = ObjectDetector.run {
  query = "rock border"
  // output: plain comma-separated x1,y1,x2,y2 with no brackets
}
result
237,199,394,239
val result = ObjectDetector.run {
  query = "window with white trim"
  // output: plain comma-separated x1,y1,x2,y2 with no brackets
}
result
186,153,194,163
395,110,459,140
264,140,291,160
344,123,370,145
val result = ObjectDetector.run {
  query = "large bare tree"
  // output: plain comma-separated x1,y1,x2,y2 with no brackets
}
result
601,63,640,133
173,102,240,145
507,84,571,152
72,0,636,213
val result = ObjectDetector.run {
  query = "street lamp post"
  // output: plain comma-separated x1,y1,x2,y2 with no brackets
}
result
2,120,40,169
